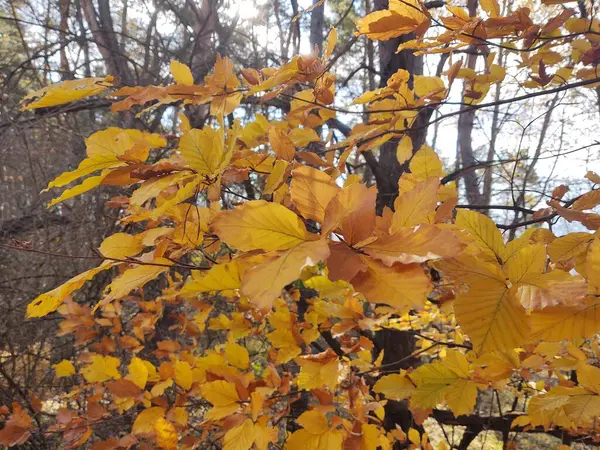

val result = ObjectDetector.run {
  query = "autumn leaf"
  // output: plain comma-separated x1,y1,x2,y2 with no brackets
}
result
170,60,194,85
179,127,229,177
241,239,330,309
321,183,377,246
127,357,149,389
182,262,241,295
210,200,309,251
98,233,144,259
133,407,165,435
374,373,415,400
290,165,340,223
21,76,113,110
350,257,431,310
54,360,76,377
456,209,506,264
81,355,121,382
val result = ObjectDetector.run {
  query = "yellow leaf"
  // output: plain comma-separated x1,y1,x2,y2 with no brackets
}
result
351,257,431,311
151,175,202,219
133,407,165,435
210,200,309,251
127,357,149,389
322,183,377,246
296,410,330,434
408,144,443,181
182,262,241,295
26,261,114,317
241,240,330,309
480,0,499,17
287,428,343,450
100,259,172,306
456,209,506,264
267,329,302,363
170,60,194,86
223,419,255,450
224,343,250,370
263,159,290,195
408,428,420,446
356,0,426,40
455,281,529,354
154,417,178,449
503,244,546,284
92,128,166,158
130,172,191,207
364,224,461,266
99,233,144,259
174,360,193,390
22,76,113,110
391,177,438,231
253,418,277,450
47,173,108,207
179,127,228,176
444,378,478,416
54,360,76,377
296,357,339,391
587,239,600,294
290,165,340,223
531,297,600,341
324,27,337,59
81,355,121,382
201,380,240,406
396,135,413,164
268,127,295,161
414,76,446,98
373,373,414,400
547,232,593,262
179,112,191,133
289,128,320,147
45,156,124,191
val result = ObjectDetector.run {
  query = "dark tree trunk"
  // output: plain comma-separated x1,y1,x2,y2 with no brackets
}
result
370,0,431,439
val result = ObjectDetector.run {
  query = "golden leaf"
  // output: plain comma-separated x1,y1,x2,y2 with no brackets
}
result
241,239,330,309
100,259,172,307
22,76,113,110
390,177,439,231
363,224,462,265
290,165,340,223
154,417,178,450
201,380,240,406
373,373,415,400
456,209,506,263
210,200,309,251
174,360,193,390
223,419,255,450
132,407,165,435
223,343,250,370
351,257,431,310
455,281,529,354
396,135,413,164
81,355,121,382
127,357,149,389
182,262,241,295
170,60,194,86
268,127,296,161
98,233,144,259
27,261,115,318
179,127,229,176
322,183,377,246
54,360,76,377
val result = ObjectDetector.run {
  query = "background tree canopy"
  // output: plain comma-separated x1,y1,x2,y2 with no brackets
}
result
1,0,600,448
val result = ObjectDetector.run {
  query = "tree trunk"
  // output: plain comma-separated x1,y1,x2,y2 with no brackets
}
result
457,0,485,205
371,0,430,438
